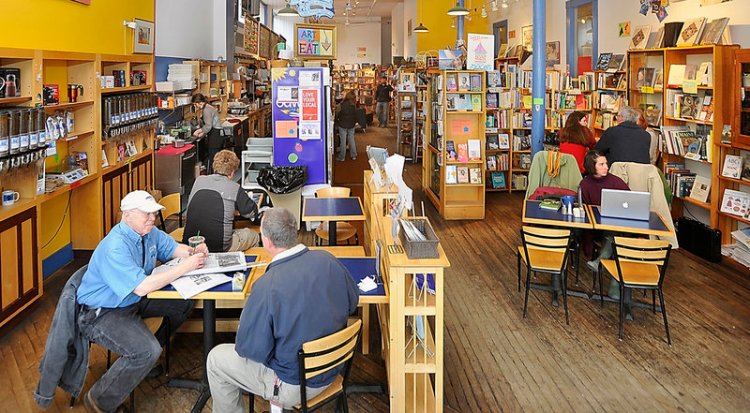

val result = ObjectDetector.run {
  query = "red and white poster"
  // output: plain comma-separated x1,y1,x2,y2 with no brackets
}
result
300,89,320,121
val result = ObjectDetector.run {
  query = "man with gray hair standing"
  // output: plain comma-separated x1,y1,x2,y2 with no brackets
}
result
207,207,359,412
595,105,651,166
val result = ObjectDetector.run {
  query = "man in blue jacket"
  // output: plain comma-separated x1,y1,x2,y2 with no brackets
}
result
207,207,359,411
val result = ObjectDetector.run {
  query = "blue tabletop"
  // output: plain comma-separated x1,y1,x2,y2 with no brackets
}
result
524,200,590,225
160,255,257,293
590,206,670,232
304,197,364,218
338,257,386,297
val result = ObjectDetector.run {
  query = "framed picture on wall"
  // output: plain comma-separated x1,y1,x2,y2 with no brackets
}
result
546,41,560,65
521,25,533,51
295,23,337,60
133,19,155,54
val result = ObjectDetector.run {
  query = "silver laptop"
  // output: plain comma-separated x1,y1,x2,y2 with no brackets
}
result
600,189,651,221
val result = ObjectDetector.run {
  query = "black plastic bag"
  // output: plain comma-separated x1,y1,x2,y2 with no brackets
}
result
257,166,307,194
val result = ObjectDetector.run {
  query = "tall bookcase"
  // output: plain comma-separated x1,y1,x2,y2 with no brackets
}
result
592,69,627,139
396,91,417,160
0,48,155,329
627,45,737,229
423,70,486,220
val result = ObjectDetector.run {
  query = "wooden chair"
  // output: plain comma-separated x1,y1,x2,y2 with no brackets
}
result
598,237,672,345
157,193,184,242
246,319,362,413
517,226,573,325
314,187,359,246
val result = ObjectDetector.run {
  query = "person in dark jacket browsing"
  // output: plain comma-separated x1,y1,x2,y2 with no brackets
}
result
595,105,651,166
207,207,359,411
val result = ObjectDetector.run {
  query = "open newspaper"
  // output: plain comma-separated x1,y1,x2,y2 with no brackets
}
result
152,252,254,299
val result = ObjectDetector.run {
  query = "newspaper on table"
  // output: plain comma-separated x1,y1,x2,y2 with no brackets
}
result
170,273,233,299
153,251,248,277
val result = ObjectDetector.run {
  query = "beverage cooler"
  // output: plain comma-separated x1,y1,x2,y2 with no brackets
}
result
271,67,332,185
154,144,197,198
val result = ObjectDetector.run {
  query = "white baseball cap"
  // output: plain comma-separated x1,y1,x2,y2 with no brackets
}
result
120,190,165,213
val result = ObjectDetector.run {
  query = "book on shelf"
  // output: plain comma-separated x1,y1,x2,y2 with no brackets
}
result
645,32,658,49
608,54,625,71
446,74,458,92
485,114,496,129
663,22,684,48
539,198,561,211
721,189,750,219
629,25,651,50
446,140,457,161
689,175,712,203
446,165,457,184
700,17,730,45
470,94,482,111
677,17,706,47
468,139,482,160
742,155,750,182
458,73,470,91
490,171,506,189
684,64,699,82
512,173,528,190
653,69,664,90
457,143,469,162
697,95,714,122
680,94,700,119
487,70,500,87
486,92,498,109
653,26,666,49
635,67,655,88
595,53,612,71
487,135,499,150
498,133,510,149
667,64,686,87
486,155,497,170
722,154,743,179
469,167,482,184
470,74,482,92
641,104,662,127
457,166,470,183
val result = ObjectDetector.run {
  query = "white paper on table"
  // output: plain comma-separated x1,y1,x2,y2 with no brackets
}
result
153,251,248,277
170,273,233,299
358,276,377,293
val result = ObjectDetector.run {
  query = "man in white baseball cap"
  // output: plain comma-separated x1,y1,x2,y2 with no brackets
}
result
76,190,208,412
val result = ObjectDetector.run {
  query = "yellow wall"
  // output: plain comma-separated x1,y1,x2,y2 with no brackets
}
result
1,0,154,55
416,0,492,54
1,0,154,258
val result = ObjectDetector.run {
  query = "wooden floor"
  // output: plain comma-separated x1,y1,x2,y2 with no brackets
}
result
2,124,750,412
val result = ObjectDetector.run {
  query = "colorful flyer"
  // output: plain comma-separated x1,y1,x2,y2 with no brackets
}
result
467,33,494,71
275,120,298,138
300,88,320,121
299,121,321,140
299,70,321,87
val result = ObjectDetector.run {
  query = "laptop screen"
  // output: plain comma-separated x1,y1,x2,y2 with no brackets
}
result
600,189,651,221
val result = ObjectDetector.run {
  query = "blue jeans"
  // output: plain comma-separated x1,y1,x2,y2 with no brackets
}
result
376,101,389,127
78,298,194,411
338,127,356,160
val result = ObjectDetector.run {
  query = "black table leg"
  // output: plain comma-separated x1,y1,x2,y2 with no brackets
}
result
329,220,338,246
167,299,216,413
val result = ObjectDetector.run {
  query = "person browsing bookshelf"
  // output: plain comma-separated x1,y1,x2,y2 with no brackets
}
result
375,76,393,127
335,91,358,161
595,106,651,166
559,111,596,173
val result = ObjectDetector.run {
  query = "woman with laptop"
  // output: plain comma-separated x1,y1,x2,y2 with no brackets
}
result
580,150,629,299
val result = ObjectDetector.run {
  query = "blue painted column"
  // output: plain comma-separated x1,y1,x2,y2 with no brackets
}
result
531,0,546,154
456,0,465,50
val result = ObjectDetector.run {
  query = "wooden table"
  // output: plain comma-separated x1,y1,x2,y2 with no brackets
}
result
302,197,366,246
148,254,262,413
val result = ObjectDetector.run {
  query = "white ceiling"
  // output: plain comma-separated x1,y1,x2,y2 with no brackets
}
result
264,0,401,18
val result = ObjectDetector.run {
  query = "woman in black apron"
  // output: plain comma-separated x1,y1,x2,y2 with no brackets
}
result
192,93,223,173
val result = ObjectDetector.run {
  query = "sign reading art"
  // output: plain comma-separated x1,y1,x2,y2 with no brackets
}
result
295,24,336,60
290,0,335,20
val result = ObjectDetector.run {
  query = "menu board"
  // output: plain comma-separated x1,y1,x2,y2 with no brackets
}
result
259,25,271,59
244,17,259,56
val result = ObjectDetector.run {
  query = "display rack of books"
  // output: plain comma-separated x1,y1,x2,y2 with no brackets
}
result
593,53,627,138
717,48,750,268
332,65,359,99
396,91,417,160
424,70,486,219
422,72,443,202
358,66,376,116
485,70,512,192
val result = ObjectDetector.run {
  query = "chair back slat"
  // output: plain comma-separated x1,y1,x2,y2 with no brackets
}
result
521,226,570,252
316,187,351,198
613,237,670,266
301,319,361,380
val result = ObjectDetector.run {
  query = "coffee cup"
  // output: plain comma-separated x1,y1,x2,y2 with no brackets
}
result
188,235,205,255
2,190,20,206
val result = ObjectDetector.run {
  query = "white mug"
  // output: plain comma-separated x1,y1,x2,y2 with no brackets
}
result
2,190,20,206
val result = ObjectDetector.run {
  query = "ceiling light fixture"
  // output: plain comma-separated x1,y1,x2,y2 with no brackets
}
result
277,1,299,17
414,0,429,33
502,0,509,9
492,0,498,12
447,2,470,16
481,5,487,17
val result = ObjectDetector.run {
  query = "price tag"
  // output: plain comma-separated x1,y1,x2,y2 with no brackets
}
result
682,80,698,94
640,86,654,94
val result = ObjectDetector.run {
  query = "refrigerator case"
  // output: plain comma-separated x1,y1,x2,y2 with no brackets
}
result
271,67,333,185
155,144,198,197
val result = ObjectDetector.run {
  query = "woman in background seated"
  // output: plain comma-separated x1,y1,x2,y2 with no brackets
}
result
559,111,596,174
580,150,629,298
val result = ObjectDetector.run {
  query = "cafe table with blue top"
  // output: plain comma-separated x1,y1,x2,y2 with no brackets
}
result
147,254,263,413
302,196,366,246
522,198,593,229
